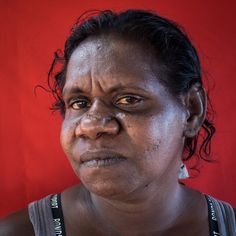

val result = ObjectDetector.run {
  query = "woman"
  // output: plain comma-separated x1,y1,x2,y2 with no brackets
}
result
0,9,235,236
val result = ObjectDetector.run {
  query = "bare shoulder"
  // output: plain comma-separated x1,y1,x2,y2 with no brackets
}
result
0,208,35,236
61,185,99,235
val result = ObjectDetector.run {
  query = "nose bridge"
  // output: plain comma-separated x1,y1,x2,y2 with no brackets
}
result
88,99,109,118
75,99,120,139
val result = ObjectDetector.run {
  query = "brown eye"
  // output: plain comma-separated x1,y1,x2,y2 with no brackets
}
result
70,99,91,110
116,96,142,105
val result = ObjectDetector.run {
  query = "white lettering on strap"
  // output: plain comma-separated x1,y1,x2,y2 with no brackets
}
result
53,218,62,236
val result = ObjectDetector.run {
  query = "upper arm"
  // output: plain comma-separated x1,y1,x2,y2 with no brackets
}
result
0,208,35,236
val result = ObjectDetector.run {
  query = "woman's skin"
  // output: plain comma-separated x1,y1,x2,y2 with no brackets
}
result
0,36,209,236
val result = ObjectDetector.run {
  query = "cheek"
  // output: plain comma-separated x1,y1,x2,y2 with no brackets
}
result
148,111,185,159
126,110,185,158
124,115,161,146
60,119,77,156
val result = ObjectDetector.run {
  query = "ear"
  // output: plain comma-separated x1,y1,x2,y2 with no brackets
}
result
183,83,207,138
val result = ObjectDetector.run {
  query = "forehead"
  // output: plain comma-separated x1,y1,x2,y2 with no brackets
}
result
64,36,166,94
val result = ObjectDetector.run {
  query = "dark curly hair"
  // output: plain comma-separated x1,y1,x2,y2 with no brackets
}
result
47,9,215,164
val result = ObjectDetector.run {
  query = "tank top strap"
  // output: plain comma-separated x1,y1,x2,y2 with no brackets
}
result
28,194,55,236
206,195,236,236
51,193,66,236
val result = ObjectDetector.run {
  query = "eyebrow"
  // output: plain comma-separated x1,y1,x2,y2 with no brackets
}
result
62,87,84,98
62,84,150,98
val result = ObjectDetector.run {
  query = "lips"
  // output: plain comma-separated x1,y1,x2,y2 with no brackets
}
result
79,150,127,168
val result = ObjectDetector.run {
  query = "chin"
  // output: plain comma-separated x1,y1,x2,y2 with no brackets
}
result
77,168,138,200
83,181,129,199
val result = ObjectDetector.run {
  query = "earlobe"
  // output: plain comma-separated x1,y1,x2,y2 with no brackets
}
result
183,83,207,138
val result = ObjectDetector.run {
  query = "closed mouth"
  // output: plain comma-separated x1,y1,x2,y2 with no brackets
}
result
80,151,127,168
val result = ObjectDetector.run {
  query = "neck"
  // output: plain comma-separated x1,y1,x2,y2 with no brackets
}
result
89,179,190,234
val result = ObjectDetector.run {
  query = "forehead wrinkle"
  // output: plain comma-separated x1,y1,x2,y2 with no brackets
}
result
77,38,120,95
87,42,150,94
65,36,166,96
65,41,96,94
68,37,121,95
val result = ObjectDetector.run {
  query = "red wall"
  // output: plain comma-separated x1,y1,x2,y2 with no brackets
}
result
1,0,236,217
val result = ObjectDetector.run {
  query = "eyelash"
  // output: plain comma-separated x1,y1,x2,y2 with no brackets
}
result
115,95,142,106
68,95,143,110
70,99,91,110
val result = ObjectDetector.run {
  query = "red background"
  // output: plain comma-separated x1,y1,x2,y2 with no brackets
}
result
1,0,236,217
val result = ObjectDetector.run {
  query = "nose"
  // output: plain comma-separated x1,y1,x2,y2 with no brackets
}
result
75,101,120,140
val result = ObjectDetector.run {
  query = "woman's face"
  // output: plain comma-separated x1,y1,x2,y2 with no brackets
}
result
60,36,187,198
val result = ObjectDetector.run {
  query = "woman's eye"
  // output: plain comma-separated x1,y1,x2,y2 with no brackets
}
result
70,99,91,110
116,96,142,106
